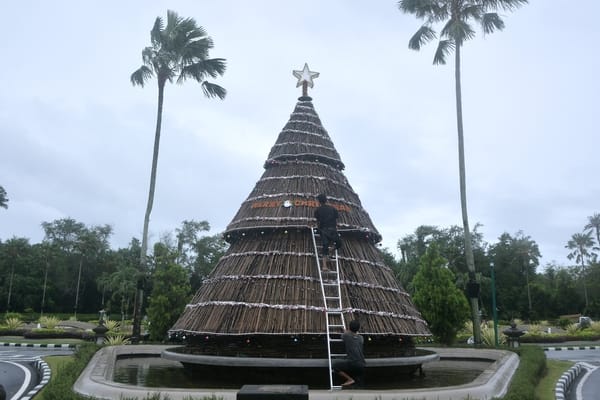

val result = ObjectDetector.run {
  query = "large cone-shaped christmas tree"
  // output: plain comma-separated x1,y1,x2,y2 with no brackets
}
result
169,64,430,359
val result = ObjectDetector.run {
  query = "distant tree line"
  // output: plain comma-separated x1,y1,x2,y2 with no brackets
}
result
386,213,600,324
0,217,227,340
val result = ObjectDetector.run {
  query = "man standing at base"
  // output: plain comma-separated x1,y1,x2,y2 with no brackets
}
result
333,319,366,387
314,193,342,271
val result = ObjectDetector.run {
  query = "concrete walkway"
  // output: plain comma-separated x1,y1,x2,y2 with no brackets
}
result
73,346,519,400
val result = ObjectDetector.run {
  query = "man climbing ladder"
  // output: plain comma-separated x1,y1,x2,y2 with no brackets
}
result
314,194,342,271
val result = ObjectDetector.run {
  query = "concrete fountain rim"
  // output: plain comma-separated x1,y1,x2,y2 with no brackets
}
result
73,345,519,400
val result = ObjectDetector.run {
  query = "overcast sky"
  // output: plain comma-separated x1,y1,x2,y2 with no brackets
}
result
1,1,598,268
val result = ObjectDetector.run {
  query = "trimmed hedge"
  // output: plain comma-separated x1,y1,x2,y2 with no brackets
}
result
24,330,94,340
520,333,600,343
0,328,27,336
501,345,547,400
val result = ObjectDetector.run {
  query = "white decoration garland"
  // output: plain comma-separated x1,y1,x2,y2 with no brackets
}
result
264,159,343,174
203,274,408,296
227,216,361,231
280,128,332,143
244,192,362,209
185,300,427,324
218,251,388,270
272,142,335,152
265,153,342,166
286,119,328,130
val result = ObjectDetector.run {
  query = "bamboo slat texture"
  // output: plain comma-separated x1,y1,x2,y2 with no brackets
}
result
169,96,431,355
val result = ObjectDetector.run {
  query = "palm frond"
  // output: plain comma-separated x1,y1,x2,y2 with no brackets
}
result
482,13,505,34
150,16,164,47
130,66,153,87
201,81,227,100
178,58,226,83
462,4,483,21
141,47,156,67
408,25,436,50
181,37,214,63
481,0,529,12
398,0,448,22
433,39,454,65
441,19,476,45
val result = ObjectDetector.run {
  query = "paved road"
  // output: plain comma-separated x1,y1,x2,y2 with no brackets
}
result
0,346,74,400
545,348,600,400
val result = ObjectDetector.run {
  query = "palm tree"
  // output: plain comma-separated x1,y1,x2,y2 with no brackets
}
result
584,213,600,249
0,185,8,209
566,232,594,309
130,10,226,340
398,0,528,344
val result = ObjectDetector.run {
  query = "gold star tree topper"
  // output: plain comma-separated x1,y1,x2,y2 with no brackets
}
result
293,63,319,97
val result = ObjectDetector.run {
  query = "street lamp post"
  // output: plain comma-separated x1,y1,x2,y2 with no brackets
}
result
490,261,499,347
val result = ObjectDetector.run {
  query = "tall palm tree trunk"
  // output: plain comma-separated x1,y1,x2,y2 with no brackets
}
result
133,79,166,340
74,255,84,319
455,43,481,344
580,257,589,309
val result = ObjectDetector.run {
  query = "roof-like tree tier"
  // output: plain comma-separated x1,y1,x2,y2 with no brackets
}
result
225,99,380,242
170,230,430,336
265,101,344,169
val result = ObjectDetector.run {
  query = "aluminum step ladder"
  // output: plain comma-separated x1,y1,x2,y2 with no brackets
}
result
311,227,346,390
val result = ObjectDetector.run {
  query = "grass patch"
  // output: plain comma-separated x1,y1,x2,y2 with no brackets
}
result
535,359,574,400
35,343,98,400
501,345,547,400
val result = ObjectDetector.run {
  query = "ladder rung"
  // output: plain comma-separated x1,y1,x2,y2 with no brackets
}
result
331,386,342,390
331,353,346,357
329,338,343,342
329,324,345,327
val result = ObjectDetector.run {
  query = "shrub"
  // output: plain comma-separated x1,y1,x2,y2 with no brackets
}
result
39,315,61,329
481,324,506,346
4,317,24,329
104,334,131,346
0,328,26,336
502,346,546,400
24,329,94,340
524,324,543,336
4,312,22,321
103,319,121,335
566,323,579,335
558,317,572,329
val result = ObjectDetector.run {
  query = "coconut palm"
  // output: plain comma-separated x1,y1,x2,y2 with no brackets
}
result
566,232,594,309
0,185,8,209
584,213,600,249
397,0,528,344
130,10,226,339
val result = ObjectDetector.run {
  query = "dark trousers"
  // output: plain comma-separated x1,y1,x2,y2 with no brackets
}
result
320,228,342,256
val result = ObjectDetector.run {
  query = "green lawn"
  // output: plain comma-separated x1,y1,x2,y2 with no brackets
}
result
535,359,574,400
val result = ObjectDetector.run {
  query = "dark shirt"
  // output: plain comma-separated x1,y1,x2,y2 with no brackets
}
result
342,331,366,367
314,204,339,229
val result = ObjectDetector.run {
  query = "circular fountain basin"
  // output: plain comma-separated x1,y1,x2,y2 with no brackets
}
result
73,345,519,400
161,346,439,368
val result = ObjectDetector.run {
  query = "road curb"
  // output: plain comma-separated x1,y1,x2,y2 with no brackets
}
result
0,342,76,348
554,363,584,400
20,357,51,400
544,346,599,351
